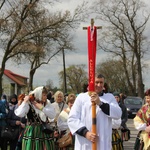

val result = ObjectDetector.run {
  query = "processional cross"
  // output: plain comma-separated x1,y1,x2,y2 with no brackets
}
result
83,18,102,150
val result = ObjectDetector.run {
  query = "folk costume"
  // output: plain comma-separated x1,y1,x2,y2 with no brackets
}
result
112,118,123,150
15,86,56,150
68,92,122,150
134,104,150,150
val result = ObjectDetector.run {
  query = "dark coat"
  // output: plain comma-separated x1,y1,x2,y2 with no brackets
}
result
0,100,7,127
7,105,27,128
119,101,128,129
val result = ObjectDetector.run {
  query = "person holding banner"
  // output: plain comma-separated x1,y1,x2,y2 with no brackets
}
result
68,74,122,150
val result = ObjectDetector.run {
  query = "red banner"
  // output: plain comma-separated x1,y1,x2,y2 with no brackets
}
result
88,26,97,92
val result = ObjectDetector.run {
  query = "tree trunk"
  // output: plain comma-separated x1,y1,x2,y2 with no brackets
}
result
0,71,4,97
28,69,36,92
122,55,136,95
137,56,144,98
0,59,6,97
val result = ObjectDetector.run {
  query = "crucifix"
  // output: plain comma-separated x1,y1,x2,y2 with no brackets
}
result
83,18,102,150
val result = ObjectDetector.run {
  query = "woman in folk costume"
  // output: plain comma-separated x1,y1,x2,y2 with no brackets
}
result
57,93,76,150
134,88,150,150
15,86,56,150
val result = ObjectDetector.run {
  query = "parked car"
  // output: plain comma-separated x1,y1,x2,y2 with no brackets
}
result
124,96,143,118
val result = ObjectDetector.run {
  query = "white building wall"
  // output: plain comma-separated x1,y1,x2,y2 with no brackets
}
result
2,75,17,97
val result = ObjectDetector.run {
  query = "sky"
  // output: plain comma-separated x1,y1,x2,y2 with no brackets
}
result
3,0,150,90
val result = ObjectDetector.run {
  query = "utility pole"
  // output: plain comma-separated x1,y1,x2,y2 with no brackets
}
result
62,48,67,94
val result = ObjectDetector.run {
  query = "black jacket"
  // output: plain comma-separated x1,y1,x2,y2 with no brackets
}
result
119,101,128,129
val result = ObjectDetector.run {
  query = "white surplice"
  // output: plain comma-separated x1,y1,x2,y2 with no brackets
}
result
68,92,122,150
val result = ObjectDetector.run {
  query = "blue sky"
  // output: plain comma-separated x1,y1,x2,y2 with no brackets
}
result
4,0,150,90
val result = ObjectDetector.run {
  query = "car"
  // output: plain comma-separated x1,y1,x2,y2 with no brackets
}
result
124,96,143,118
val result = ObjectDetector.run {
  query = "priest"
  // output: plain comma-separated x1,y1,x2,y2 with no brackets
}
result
68,74,122,150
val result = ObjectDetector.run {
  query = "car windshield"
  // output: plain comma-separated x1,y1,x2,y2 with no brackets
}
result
125,98,142,105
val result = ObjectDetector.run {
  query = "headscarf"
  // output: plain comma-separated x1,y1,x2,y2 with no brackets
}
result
30,86,47,122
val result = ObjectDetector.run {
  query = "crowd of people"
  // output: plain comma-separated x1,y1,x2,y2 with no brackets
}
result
0,87,77,150
0,73,149,150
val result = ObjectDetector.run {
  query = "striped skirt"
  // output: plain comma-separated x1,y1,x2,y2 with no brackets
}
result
22,124,55,150
112,129,123,150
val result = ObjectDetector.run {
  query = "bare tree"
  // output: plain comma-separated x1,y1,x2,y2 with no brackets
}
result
12,5,76,91
0,0,5,10
0,0,89,95
0,0,40,96
92,0,150,98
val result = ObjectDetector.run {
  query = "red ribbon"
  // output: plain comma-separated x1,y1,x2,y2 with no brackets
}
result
87,26,97,91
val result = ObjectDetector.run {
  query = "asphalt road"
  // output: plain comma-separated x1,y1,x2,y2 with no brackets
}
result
123,118,138,150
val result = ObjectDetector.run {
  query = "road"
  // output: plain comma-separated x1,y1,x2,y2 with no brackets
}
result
123,118,138,150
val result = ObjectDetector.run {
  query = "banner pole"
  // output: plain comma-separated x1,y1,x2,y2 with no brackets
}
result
83,19,102,150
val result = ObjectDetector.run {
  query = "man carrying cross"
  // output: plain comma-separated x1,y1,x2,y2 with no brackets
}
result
68,20,122,150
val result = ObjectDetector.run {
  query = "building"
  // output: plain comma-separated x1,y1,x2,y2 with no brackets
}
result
2,69,28,97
